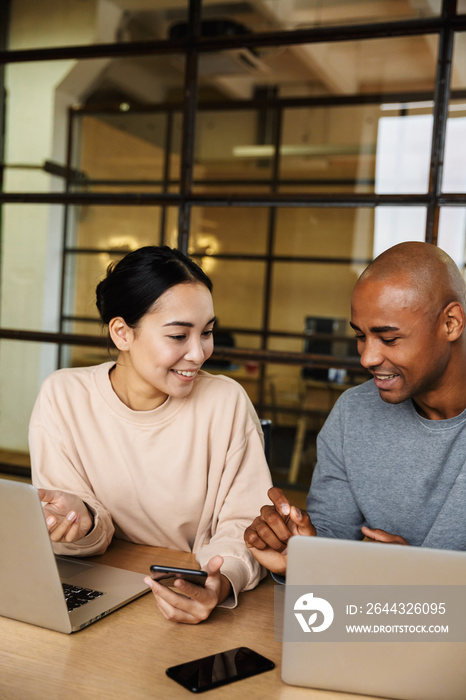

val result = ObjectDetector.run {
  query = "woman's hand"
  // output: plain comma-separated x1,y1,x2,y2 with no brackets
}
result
38,488,94,543
143,555,231,624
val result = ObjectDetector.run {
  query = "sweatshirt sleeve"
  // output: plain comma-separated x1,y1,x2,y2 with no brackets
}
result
194,393,273,608
28,386,115,557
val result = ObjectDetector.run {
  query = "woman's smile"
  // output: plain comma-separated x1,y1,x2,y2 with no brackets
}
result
171,368,198,379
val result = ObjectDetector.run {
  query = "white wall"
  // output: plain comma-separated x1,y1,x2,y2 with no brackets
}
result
0,0,99,450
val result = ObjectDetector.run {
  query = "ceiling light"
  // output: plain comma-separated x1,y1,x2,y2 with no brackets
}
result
232,144,375,158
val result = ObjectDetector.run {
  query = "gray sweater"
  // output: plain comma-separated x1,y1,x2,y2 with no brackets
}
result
307,379,466,550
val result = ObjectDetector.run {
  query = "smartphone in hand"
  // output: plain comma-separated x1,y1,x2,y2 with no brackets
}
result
150,564,208,587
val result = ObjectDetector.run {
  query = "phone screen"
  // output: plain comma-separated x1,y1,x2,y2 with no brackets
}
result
166,646,275,693
150,564,207,587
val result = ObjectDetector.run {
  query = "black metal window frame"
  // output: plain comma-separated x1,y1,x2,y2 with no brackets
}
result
1,0,466,401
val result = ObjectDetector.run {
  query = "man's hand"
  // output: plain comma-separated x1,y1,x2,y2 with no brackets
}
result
243,486,316,575
143,555,230,624
361,526,409,545
38,488,93,543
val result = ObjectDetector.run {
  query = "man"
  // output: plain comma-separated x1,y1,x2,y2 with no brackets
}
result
244,241,466,576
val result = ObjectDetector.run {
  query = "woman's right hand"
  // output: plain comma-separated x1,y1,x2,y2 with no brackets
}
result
38,488,93,543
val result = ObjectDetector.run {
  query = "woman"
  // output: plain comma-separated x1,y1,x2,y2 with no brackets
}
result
29,246,272,624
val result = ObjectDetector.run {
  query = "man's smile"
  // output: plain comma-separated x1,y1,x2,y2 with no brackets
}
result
371,370,401,392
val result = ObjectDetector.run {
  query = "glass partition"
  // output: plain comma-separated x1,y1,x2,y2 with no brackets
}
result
62,204,179,332
200,0,441,32
189,205,269,255
3,58,186,194
2,0,466,486
0,203,64,332
274,208,374,258
202,259,266,331
7,0,189,50
451,30,466,91
192,110,275,191
73,113,180,190
443,100,466,194
254,34,437,99
438,208,466,273
443,32,466,194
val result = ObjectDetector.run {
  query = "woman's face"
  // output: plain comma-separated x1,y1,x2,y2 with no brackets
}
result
112,282,215,409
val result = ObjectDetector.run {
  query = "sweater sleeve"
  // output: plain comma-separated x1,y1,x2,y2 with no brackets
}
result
307,394,365,541
194,396,273,607
28,388,115,557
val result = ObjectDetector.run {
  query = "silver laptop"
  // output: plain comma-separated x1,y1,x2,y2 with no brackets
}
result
0,478,149,633
282,535,466,700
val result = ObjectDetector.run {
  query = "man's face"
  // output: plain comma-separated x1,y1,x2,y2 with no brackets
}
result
350,277,450,405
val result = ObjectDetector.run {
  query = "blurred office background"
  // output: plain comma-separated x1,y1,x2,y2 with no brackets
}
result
1,0,466,491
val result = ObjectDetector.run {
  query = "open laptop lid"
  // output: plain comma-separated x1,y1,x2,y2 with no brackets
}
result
0,479,149,633
282,536,466,700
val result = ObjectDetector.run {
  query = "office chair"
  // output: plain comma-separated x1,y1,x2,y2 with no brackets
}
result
260,419,272,463
289,316,348,484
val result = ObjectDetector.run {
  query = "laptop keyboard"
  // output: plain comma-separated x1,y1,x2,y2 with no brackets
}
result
62,583,104,612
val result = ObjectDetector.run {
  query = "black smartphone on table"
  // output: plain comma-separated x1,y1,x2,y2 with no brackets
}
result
150,564,208,587
166,646,275,693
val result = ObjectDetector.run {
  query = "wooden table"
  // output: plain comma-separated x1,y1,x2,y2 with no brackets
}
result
0,540,365,700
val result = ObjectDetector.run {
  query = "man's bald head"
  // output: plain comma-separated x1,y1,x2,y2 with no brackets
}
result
351,243,466,413
356,242,466,316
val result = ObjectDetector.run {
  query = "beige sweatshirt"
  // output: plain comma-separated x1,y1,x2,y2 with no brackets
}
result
29,362,273,603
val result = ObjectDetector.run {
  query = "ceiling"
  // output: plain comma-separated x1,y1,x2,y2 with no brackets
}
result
84,0,462,105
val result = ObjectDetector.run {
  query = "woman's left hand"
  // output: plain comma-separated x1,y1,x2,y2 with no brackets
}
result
143,555,232,624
